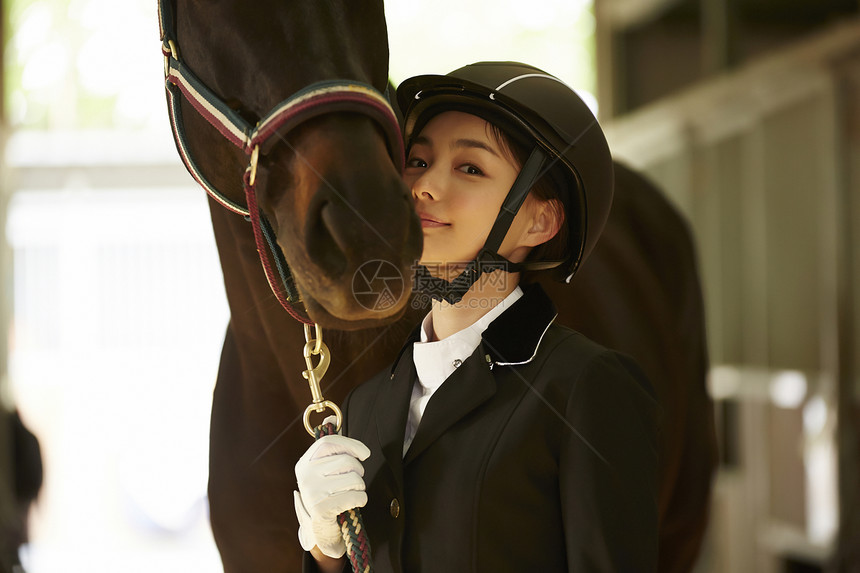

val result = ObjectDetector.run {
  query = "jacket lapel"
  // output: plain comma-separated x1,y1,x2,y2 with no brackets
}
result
403,349,496,465
374,348,415,488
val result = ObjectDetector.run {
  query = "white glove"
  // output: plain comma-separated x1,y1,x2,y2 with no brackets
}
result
294,423,371,559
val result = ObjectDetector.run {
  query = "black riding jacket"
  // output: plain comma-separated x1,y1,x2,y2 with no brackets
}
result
305,283,660,572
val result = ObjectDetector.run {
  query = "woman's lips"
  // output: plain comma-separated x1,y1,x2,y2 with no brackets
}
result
418,212,449,228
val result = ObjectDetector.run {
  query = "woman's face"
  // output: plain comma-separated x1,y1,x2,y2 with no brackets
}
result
404,111,539,273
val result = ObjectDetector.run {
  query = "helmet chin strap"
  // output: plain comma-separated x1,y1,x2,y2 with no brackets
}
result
414,146,557,304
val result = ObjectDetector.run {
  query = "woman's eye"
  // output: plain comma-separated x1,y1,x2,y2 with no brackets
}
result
458,164,483,176
406,157,427,169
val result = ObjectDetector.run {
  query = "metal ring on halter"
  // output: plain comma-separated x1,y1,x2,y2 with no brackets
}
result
163,39,180,76
303,400,344,436
249,145,260,187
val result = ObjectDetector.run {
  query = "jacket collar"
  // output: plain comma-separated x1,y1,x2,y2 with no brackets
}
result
389,282,558,375
480,283,557,366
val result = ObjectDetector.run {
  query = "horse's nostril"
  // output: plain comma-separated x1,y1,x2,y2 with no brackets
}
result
306,202,348,278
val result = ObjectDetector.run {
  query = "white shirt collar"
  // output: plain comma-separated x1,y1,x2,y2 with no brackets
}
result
412,286,523,391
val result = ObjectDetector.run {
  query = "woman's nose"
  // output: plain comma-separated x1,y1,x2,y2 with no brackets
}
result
411,170,440,201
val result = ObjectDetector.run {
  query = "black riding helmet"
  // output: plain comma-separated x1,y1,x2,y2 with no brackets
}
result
398,62,613,303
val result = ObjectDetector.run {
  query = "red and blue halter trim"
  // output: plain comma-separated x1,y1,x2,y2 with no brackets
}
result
158,0,405,323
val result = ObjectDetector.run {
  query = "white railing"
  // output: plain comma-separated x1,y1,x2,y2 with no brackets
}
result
6,129,227,572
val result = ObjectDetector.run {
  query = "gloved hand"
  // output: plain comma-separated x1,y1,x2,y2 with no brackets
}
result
294,420,371,559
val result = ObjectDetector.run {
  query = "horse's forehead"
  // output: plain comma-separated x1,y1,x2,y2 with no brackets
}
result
176,0,389,104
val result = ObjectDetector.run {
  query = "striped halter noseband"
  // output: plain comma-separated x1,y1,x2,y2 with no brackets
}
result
157,0,405,323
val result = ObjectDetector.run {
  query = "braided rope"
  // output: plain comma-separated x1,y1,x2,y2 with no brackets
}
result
314,422,374,572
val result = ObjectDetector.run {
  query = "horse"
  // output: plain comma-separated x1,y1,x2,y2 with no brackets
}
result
160,0,420,569
160,2,716,571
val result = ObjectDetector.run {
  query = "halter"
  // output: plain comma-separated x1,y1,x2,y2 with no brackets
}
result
158,0,405,323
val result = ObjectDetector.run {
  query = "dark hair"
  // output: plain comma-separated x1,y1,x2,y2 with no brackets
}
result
487,124,569,282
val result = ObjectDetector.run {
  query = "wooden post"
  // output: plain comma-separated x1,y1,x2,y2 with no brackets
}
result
701,0,738,74
594,0,621,120
834,53,860,573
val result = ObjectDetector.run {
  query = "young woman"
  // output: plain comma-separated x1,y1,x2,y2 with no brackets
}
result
294,62,660,573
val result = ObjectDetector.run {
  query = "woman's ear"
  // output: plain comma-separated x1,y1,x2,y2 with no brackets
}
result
523,198,563,247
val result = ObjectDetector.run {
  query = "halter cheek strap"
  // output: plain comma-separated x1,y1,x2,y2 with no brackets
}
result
242,155,310,323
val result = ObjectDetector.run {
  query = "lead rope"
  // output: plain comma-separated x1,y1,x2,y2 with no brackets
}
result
301,324,373,573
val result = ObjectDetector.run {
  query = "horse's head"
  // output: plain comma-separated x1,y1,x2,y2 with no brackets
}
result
170,0,421,330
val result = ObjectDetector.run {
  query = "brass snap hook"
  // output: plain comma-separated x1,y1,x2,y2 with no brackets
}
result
301,324,343,435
